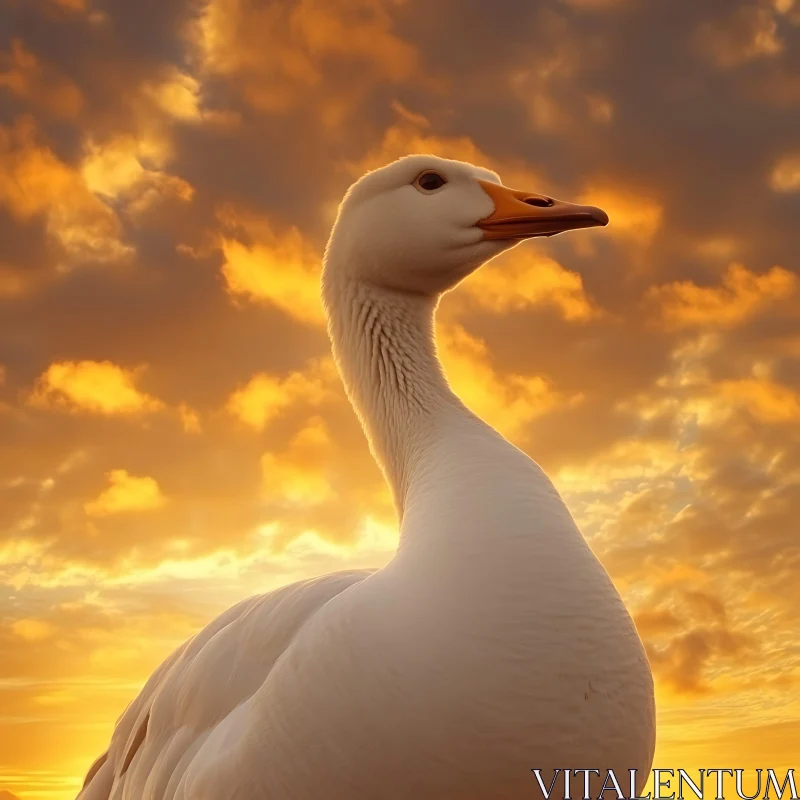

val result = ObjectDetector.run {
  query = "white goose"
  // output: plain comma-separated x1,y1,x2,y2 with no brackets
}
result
78,155,655,800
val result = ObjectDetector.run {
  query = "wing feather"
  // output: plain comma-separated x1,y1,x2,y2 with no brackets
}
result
77,569,373,800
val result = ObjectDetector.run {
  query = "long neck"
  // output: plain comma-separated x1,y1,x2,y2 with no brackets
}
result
324,271,587,581
324,277,464,513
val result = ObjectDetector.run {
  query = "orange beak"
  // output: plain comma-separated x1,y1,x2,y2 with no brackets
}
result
476,179,609,240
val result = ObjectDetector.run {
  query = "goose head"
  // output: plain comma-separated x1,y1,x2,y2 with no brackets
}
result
324,154,608,297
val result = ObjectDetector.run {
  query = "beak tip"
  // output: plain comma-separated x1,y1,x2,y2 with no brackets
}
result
591,207,609,227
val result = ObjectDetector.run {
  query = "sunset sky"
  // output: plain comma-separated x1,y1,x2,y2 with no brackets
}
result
1,0,799,796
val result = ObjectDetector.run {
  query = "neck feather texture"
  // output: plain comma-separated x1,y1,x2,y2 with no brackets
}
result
323,278,463,512
323,272,590,580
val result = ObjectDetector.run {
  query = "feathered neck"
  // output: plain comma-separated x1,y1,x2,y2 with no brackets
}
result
322,276,463,514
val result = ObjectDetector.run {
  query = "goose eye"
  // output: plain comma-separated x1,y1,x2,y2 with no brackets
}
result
414,171,447,192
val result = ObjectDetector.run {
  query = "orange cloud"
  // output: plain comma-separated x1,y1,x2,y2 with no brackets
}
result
718,378,800,423
0,39,83,119
695,5,783,68
29,360,163,415
84,469,167,516
81,132,194,219
226,359,335,430
648,262,798,329
460,250,600,321
191,0,417,125
217,209,324,324
351,118,543,192
692,236,740,262
556,438,684,495
141,67,202,123
177,403,202,433
354,122,493,176
261,416,335,504
579,184,663,241
770,153,800,192
438,323,581,439
46,0,87,10
0,118,131,263
11,618,55,642
561,0,634,7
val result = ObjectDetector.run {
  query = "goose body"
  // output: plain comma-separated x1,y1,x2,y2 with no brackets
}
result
78,155,655,800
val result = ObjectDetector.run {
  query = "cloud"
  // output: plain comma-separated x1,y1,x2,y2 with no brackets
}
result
261,416,335,504
694,4,784,68
578,185,663,242
177,403,202,433
226,359,335,430
216,208,324,324
11,619,55,642
648,625,753,695
140,66,203,124
350,118,542,190
84,469,167,516
648,263,798,329
190,0,418,126
45,0,88,11
438,323,583,439
0,39,83,119
560,0,633,8
635,587,755,696
459,250,601,321
81,134,194,215
717,378,800,423
770,153,800,192
0,117,132,264
29,360,163,415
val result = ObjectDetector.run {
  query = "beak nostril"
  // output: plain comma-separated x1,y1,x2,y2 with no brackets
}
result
524,197,554,208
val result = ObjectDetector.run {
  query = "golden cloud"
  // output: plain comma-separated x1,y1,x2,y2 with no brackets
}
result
578,184,663,242
29,360,163,415
636,587,754,697
718,378,800,423
217,209,324,324
261,416,335,504
84,469,167,516
460,250,600,321
692,236,740,262
695,5,784,68
141,67,202,123
770,153,800,192
81,135,166,196
0,117,132,263
46,0,87,10
561,0,634,7
438,323,582,439
648,262,798,329
556,438,685,496
226,358,335,430
191,0,417,126
351,119,543,192
509,49,585,136
354,122,494,176
177,403,202,433
0,39,83,119
81,132,194,219
11,618,55,642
